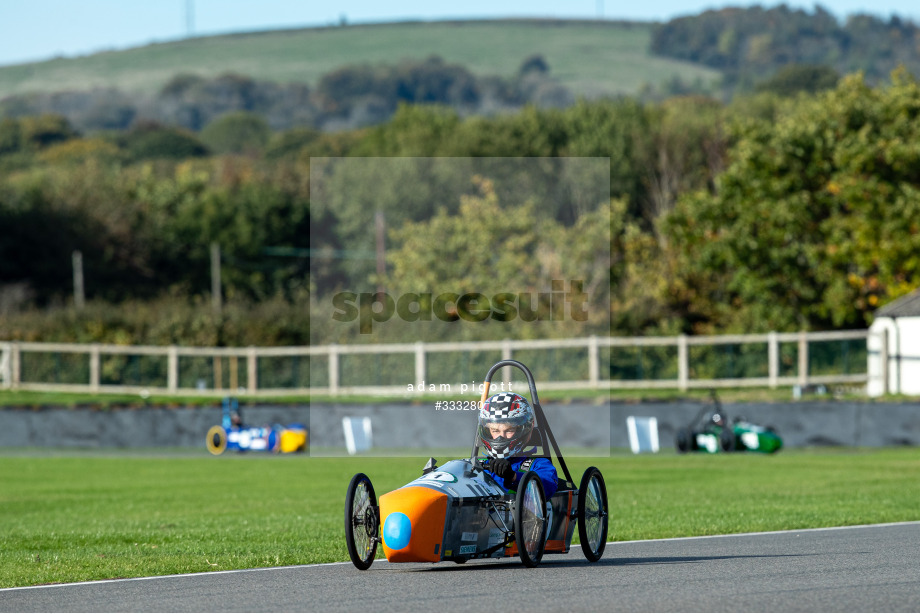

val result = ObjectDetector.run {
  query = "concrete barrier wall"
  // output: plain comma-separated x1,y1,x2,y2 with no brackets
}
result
608,401,920,448
1,400,918,450
311,401,920,450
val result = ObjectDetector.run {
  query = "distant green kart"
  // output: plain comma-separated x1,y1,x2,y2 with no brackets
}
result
676,392,782,454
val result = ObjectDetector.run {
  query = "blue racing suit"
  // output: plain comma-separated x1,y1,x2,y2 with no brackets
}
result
484,455,558,498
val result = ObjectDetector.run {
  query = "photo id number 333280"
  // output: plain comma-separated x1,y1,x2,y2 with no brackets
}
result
434,401,482,411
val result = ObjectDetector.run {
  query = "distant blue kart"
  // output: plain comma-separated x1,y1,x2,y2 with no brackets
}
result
206,397,308,455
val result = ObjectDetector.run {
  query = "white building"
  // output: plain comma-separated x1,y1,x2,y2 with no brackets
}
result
867,289,920,396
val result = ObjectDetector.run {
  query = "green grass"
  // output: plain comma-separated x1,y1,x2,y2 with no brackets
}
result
0,389,228,409
1,448,918,588
0,385,890,410
0,19,721,99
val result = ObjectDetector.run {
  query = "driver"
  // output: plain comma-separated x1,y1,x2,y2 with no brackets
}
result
479,392,557,498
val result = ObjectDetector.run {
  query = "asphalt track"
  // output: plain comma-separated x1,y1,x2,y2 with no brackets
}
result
2,522,918,612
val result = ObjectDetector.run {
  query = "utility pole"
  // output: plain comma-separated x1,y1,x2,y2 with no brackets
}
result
72,250,85,310
186,0,195,37
211,242,222,316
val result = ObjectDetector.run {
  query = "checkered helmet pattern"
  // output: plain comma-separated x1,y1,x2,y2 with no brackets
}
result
478,392,534,459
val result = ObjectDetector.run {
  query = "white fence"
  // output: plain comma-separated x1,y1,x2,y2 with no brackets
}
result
0,330,873,397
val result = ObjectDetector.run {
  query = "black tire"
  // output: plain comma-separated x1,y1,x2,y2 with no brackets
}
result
345,473,378,570
719,426,736,452
206,425,227,455
676,427,692,453
577,467,609,562
514,471,548,568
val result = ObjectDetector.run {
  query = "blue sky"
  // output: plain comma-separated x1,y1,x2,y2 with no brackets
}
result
2,0,919,67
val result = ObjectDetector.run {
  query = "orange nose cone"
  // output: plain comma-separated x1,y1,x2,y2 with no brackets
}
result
378,486,448,562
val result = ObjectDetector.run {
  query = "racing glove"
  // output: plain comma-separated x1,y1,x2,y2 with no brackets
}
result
489,458,516,480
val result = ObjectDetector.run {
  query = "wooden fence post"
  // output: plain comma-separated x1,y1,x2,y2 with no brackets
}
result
0,343,10,389
329,344,339,396
768,331,779,388
588,335,599,388
247,347,258,393
11,342,20,389
798,331,809,387
678,334,689,391
89,344,100,392
167,346,178,392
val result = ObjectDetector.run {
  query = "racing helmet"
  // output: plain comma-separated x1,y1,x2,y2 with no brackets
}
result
478,392,535,459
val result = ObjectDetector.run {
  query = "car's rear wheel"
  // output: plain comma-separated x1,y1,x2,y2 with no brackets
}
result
578,466,608,562
345,473,378,570
514,471,547,568
719,426,736,452
205,425,227,455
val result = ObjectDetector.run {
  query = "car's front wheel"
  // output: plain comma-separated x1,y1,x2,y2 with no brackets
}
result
344,473,378,570
514,471,547,568
205,425,227,455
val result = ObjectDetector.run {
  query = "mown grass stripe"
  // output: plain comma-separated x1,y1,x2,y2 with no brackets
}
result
1,449,918,588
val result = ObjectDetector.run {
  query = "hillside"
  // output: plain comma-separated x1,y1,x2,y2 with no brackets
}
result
0,19,721,100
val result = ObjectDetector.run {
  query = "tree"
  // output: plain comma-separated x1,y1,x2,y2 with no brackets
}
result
18,114,77,150
562,99,655,221
37,138,123,166
355,104,460,156
654,5,920,87
264,127,321,160
646,96,727,217
199,111,271,156
519,54,550,76
755,64,840,97
121,123,209,161
379,178,610,340
0,118,23,155
661,70,920,332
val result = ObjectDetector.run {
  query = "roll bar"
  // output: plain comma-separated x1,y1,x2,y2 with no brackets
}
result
478,359,541,407
470,359,574,486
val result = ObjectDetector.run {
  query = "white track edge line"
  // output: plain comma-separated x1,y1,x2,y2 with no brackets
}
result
0,561,352,592
3,520,917,592
611,519,920,545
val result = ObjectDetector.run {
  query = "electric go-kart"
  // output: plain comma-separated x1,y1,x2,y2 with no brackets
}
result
206,397,308,455
344,359,609,569
675,391,782,454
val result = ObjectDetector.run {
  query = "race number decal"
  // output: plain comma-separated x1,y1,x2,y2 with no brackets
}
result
416,471,457,483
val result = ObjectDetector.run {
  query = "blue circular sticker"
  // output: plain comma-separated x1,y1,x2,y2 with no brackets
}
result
383,512,412,550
